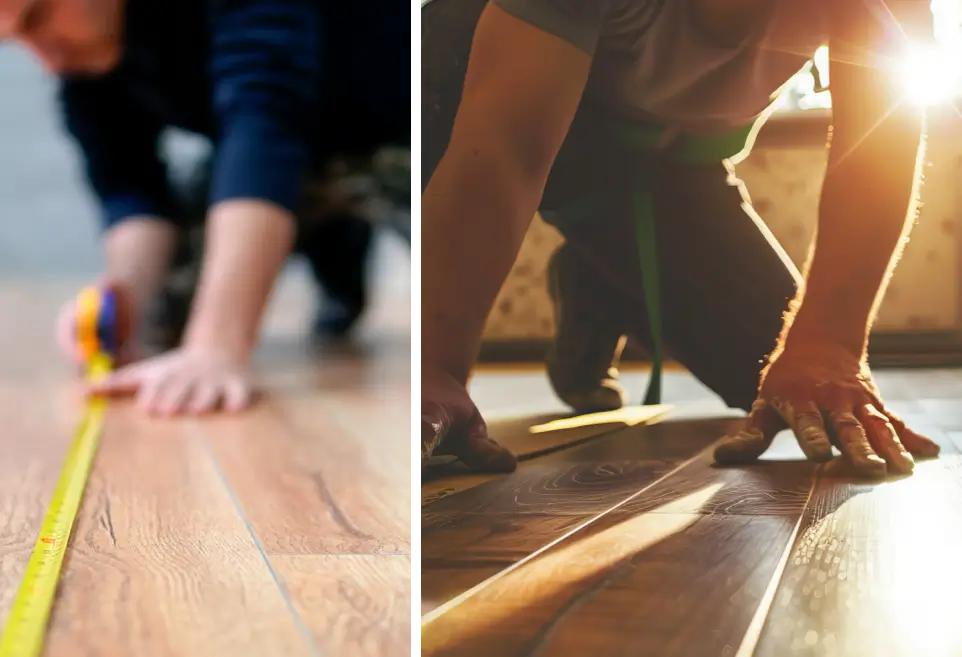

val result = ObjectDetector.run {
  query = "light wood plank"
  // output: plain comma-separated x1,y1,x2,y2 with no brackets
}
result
41,403,317,657
205,393,409,555
273,555,410,657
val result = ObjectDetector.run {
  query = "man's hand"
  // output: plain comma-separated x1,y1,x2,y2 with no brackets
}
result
715,4,938,475
422,369,517,473
85,345,254,416
714,341,939,477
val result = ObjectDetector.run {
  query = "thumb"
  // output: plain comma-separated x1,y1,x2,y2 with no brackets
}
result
714,399,786,465
448,410,518,474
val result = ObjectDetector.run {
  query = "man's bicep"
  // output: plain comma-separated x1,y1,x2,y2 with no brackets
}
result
453,2,596,178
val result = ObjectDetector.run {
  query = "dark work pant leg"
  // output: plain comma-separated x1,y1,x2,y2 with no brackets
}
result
556,158,800,412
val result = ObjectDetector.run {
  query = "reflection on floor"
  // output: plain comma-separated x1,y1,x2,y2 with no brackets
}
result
422,365,962,657
0,247,411,657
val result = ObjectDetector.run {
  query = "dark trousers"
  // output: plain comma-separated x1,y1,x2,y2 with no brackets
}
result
543,103,802,411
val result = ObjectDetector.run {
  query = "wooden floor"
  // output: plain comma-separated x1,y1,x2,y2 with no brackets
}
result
422,366,962,657
0,257,411,657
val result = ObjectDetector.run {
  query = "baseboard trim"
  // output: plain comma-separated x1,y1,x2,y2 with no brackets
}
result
477,330,962,369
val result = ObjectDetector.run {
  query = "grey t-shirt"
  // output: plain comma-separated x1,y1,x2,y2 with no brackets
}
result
491,0,918,134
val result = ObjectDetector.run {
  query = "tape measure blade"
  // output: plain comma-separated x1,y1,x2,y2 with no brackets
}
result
0,380,108,657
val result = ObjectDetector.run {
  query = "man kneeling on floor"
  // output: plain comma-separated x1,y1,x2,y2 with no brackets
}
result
421,0,942,477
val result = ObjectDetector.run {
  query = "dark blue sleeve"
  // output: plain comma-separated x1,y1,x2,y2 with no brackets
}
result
207,0,322,215
59,75,177,231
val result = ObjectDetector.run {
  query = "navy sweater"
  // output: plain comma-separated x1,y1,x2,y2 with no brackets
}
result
58,0,409,229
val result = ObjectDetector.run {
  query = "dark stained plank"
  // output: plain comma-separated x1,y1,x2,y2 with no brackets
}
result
423,417,739,524
422,514,586,615
422,512,802,657
514,514,799,657
616,456,816,517
421,421,815,628
746,432,962,657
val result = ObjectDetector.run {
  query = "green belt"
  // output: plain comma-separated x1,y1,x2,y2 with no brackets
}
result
547,120,754,405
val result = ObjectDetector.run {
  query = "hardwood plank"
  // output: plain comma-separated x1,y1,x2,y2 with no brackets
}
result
514,514,798,657
205,392,409,555
422,511,801,657
422,420,757,616
422,514,586,614
272,555,410,657
615,432,816,517
41,403,317,657
748,432,962,657
423,417,738,523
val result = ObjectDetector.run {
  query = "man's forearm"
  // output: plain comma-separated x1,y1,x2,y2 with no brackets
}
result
785,110,925,356
183,199,296,359
423,144,547,384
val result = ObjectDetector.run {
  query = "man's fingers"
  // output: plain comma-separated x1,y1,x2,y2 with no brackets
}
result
775,399,834,463
855,404,914,475
86,366,143,396
887,410,941,458
714,399,784,465
827,409,887,478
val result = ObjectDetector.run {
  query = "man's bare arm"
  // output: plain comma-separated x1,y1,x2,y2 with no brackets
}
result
784,5,927,356
422,3,593,383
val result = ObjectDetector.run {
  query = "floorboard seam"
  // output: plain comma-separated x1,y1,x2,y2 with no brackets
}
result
732,464,823,657
190,424,325,657
420,435,732,628
266,552,412,557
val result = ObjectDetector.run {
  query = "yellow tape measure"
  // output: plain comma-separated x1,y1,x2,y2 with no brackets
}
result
0,285,123,657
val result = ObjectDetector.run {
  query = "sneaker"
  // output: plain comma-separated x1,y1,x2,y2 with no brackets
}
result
545,244,628,414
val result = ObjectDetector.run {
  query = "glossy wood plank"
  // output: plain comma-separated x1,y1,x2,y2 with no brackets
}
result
273,555,410,657
422,419,756,616
42,403,318,657
747,431,962,657
422,514,587,614
423,417,740,520
511,514,799,657
615,432,816,517
422,510,802,657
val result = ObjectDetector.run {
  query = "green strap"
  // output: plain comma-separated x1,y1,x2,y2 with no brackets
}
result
548,120,754,406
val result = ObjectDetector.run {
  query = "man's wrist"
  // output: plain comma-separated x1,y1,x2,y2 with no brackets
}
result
783,304,869,358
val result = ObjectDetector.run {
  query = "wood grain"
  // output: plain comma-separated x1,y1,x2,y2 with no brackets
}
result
273,555,411,657
421,417,744,614
422,511,802,657
41,404,318,657
202,394,409,556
